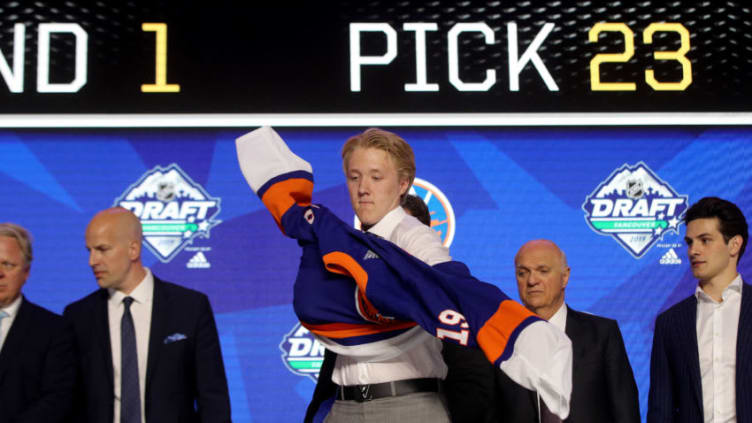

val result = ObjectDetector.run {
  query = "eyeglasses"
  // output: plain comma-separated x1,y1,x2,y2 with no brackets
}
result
0,261,20,271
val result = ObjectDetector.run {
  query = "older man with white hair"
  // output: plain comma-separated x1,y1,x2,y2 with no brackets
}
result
496,239,640,423
0,222,75,422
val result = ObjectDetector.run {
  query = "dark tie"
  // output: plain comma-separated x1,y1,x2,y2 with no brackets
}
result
540,397,563,423
121,297,141,423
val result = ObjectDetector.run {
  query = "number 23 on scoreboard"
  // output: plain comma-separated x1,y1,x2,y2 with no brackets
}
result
589,22,691,91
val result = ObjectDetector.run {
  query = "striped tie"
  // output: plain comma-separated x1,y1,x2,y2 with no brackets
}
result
121,297,141,423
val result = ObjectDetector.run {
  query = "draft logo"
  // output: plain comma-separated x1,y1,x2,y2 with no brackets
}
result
411,177,456,247
115,164,221,263
582,162,688,258
280,323,325,382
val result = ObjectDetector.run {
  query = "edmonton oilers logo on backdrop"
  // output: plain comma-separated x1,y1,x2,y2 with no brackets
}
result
280,323,325,381
582,162,688,259
411,177,455,247
115,164,221,263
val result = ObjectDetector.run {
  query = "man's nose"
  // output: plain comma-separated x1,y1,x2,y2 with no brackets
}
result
358,179,371,194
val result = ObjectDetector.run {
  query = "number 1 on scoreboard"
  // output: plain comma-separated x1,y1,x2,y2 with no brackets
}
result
141,23,180,93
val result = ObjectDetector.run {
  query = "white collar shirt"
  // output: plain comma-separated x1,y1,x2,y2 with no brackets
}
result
695,274,742,423
108,268,154,423
535,302,568,420
333,206,452,386
0,294,23,352
548,302,567,332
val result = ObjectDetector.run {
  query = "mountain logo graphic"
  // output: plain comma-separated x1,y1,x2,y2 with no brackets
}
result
115,164,221,263
582,162,688,259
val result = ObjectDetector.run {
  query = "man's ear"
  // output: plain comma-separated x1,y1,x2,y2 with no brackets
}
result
728,234,743,257
129,239,142,260
561,266,570,289
399,179,410,197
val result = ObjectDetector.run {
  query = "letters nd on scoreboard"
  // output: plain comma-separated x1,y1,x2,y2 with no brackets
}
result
0,1,748,113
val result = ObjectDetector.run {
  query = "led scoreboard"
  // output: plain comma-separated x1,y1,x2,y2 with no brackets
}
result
0,1,750,422
0,1,748,116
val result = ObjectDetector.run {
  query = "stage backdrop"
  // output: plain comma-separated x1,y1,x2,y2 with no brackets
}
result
1,0,751,421
2,126,751,421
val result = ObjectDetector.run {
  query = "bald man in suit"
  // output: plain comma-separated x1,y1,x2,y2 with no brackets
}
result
496,240,640,423
65,207,231,423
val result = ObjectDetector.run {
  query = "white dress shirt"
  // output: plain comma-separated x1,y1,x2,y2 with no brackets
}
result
108,268,154,423
535,303,568,421
332,206,452,386
696,274,742,423
548,302,567,331
0,294,22,352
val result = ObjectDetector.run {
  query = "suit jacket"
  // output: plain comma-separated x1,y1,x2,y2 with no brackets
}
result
0,297,75,423
63,276,231,423
496,306,640,423
648,281,752,423
304,343,498,423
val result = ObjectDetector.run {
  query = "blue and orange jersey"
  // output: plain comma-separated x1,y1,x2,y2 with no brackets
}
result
236,126,572,416
243,127,540,366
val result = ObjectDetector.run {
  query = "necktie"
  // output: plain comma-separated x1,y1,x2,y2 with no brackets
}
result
539,396,563,423
121,297,141,423
0,310,8,348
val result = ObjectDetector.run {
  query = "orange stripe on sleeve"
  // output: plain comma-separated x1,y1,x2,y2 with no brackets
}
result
260,178,313,231
301,321,418,339
476,299,538,363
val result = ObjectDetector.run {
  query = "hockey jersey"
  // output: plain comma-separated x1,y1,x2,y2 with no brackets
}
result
236,126,572,418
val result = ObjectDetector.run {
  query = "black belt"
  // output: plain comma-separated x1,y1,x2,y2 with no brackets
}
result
336,378,442,402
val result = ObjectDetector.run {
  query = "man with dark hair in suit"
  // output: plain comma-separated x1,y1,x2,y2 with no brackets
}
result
649,196,751,422
64,207,231,423
0,222,75,423
497,239,640,423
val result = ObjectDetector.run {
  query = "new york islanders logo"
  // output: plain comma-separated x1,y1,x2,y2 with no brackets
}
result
411,178,456,247
582,162,688,258
115,164,221,263
352,177,456,247
280,323,325,382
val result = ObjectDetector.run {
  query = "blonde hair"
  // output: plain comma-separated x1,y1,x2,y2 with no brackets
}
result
341,128,416,193
0,222,33,268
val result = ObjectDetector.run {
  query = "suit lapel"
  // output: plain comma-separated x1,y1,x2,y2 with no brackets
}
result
145,278,167,391
736,283,752,412
0,297,31,380
737,282,752,360
677,297,703,412
564,306,583,352
563,307,582,423
95,289,115,387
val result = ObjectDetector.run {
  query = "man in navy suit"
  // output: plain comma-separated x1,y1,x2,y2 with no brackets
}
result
648,197,752,422
64,207,231,423
0,222,75,423
496,239,640,423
